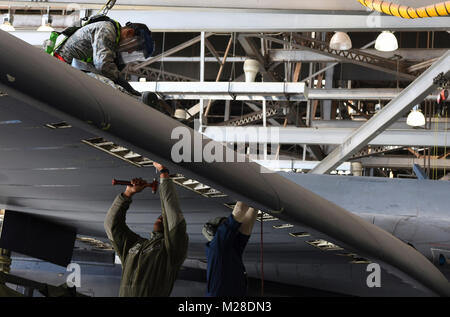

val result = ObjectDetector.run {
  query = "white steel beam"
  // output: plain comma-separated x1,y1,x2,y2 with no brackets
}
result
245,102,280,126
269,50,337,63
1,3,449,32
311,119,447,130
135,56,245,63
129,81,308,101
309,88,400,100
358,157,450,170
310,50,450,175
254,157,450,171
307,88,448,101
105,10,450,32
129,81,447,102
0,0,438,12
255,160,351,171
269,49,449,63
142,53,439,64
202,126,450,147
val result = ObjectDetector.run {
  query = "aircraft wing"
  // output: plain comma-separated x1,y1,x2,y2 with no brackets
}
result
0,30,449,296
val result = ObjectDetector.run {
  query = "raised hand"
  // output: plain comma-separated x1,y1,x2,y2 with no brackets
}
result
124,177,147,198
153,162,164,171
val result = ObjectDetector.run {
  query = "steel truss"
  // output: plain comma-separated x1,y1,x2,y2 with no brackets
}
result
248,33,417,81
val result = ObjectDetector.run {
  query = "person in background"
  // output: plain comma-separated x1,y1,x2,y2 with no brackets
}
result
202,201,258,296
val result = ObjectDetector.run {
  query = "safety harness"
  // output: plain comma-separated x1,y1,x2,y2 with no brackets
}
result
45,15,121,63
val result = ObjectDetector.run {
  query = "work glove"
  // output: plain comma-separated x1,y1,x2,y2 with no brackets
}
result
115,76,141,96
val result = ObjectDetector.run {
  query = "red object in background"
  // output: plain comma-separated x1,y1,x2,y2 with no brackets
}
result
437,89,449,104
53,53,67,63
112,178,159,194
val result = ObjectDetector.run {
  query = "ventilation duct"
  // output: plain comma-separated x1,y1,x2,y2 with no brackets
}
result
243,59,259,82
358,0,450,18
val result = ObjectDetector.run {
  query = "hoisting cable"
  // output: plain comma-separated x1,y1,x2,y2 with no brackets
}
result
98,0,117,16
433,111,439,180
158,32,167,81
444,107,448,177
260,210,264,296
358,0,450,18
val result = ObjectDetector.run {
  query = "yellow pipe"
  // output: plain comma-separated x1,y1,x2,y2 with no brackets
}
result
358,0,450,18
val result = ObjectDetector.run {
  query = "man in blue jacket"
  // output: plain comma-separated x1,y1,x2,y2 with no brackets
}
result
202,201,257,296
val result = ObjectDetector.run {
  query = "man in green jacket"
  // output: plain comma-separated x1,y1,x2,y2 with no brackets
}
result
104,162,188,297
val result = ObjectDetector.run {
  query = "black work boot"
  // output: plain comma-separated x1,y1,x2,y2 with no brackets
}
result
140,91,159,108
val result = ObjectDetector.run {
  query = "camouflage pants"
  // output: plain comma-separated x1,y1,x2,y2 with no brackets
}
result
86,72,137,99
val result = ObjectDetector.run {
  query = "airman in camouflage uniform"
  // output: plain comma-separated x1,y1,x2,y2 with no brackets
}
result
55,21,139,96
104,163,189,297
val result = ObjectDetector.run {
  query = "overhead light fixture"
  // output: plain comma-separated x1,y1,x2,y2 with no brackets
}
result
329,32,352,51
406,105,426,127
375,31,398,52
37,8,54,32
0,10,15,32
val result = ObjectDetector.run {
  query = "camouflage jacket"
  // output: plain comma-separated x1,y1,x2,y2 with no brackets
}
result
104,178,189,297
55,21,121,82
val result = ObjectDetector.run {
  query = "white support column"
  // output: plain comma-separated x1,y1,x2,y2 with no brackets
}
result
305,62,313,126
199,31,205,131
261,38,267,129
322,65,334,120
310,51,450,175
245,102,280,126
224,100,230,122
